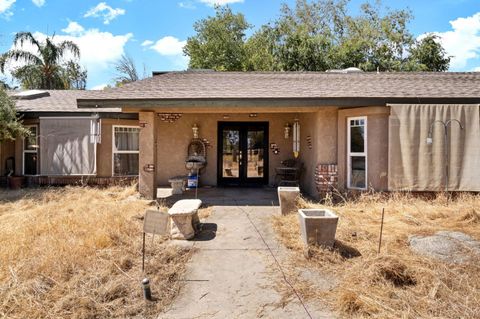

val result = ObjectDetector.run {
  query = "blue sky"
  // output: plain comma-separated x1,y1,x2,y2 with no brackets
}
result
1,0,480,89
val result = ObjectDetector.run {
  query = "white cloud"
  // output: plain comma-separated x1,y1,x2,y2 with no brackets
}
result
473,66,480,72
84,2,125,24
3,23,132,74
141,40,154,47
178,1,196,9
31,0,45,7
91,83,108,90
0,0,15,17
145,36,189,69
62,21,85,36
150,36,186,56
426,12,480,70
198,0,243,6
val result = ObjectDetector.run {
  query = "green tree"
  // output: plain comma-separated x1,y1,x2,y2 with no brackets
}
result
188,0,451,73
250,0,418,72
407,34,450,71
184,6,251,71
0,87,29,142
265,0,347,71
244,26,277,71
336,1,415,71
0,32,87,90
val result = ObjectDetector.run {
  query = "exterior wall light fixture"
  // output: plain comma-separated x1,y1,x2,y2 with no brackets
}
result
192,123,199,139
284,123,291,139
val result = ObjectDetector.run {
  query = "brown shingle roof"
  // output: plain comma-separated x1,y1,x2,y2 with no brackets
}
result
76,71,480,105
13,90,121,113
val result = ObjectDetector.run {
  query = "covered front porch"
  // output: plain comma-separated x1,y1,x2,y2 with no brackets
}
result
136,107,339,200
157,187,279,206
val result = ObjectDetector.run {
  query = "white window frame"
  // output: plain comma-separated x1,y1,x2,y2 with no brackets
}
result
112,125,140,176
23,124,39,176
347,116,368,190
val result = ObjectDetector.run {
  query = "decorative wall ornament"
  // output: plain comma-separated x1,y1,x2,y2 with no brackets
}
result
306,135,312,149
158,113,182,123
270,143,280,154
293,118,300,158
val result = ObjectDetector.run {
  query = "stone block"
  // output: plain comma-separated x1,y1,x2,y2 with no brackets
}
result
278,186,300,215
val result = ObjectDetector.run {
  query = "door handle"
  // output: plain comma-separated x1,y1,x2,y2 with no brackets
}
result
239,151,242,164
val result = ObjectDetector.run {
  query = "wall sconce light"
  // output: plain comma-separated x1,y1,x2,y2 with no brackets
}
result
192,123,199,139
139,121,147,128
284,123,291,139
249,113,258,118
223,114,230,120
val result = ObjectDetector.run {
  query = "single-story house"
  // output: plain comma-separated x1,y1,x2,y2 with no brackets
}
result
2,71,479,199
73,70,480,199
0,90,139,187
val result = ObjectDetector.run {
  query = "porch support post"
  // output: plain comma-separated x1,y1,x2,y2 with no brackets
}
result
139,111,157,199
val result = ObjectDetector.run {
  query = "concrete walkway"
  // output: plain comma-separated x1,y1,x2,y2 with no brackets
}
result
160,202,333,318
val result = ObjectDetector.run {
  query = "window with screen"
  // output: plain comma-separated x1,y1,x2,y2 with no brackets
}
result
113,126,140,176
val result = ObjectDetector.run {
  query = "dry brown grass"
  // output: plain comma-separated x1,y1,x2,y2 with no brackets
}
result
273,192,480,319
0,185,193,319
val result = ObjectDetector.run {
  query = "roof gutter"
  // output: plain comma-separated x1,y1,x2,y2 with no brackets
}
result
77,97,480,109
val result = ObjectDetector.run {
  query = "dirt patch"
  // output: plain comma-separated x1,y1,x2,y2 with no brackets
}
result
273,192,480,318
0,185,193,318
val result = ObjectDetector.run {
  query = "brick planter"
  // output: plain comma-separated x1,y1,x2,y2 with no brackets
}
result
315,164,338,195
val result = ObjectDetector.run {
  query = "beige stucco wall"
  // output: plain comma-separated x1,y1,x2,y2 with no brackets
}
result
97,118,139,177
337,106,390,191
12,117,138,177
299,108,338,197
156,113,298,186
0,140,15,176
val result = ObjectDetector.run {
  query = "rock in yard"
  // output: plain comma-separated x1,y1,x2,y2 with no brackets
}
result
409,231,480,264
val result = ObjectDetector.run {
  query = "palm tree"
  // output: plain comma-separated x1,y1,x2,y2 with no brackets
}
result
0,32,85,90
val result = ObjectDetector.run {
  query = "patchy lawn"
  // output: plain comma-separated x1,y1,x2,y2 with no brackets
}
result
273,192,480,319
0,185,193,319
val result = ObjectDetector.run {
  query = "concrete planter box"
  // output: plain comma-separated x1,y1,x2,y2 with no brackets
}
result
298,208,339,247
278,186,300,215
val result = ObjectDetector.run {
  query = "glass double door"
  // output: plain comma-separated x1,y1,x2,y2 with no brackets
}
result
218,122,269,186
